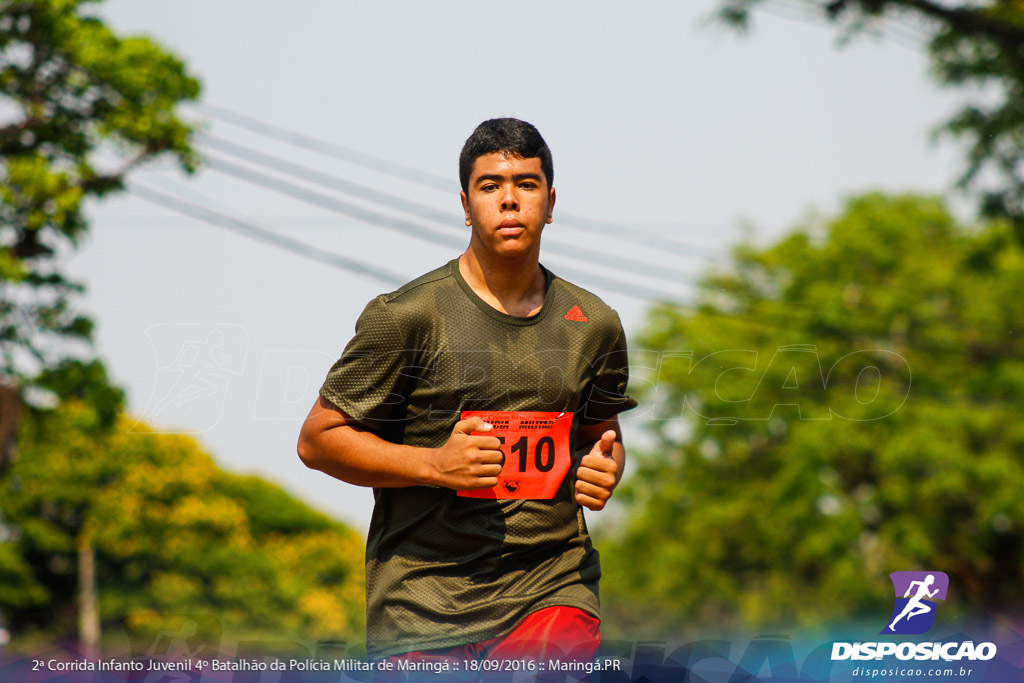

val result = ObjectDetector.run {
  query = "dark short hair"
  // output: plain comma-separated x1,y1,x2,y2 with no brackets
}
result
458,118,554,193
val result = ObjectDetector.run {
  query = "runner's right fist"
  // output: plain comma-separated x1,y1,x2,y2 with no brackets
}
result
428,417,504,490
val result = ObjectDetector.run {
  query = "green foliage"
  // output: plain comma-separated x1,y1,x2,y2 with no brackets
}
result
0,0,200,384
601,193,1024,637
33,357,124,428
716,0,1024,240
0,2,365,650
0,399,365,647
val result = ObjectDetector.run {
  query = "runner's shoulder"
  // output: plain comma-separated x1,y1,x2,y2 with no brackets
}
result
378,261,454,305
360,260,457,333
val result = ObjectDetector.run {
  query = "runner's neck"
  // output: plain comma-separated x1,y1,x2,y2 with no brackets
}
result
458,250,546,317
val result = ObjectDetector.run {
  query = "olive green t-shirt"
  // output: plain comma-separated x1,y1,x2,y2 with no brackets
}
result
319,258,638,657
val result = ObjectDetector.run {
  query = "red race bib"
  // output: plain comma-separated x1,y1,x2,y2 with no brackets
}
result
457,410,572,500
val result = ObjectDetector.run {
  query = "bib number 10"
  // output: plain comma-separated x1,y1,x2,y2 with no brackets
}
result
457,410,572,500
500,435,555,473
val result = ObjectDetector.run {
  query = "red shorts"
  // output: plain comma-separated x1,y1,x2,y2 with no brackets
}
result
386,605,600,671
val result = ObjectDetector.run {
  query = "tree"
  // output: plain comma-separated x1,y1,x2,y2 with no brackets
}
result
600,193,1024,637
717,0,1024,241
1,0,202,652
1,393,366,650
0,0,199,431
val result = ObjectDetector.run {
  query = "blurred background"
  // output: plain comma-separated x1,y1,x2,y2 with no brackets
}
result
2,0,1022,662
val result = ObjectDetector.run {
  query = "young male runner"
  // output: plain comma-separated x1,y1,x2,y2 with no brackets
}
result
297,118,638,661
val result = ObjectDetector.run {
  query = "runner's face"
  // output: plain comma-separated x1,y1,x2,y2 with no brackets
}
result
461,152,555,260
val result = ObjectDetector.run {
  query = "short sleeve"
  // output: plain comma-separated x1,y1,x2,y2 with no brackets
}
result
319,297,413,430
578,317,639,424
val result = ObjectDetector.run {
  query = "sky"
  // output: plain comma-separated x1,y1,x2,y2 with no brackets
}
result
62,0,966,533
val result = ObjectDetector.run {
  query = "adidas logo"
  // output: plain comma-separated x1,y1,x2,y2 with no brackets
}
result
564,305,588,322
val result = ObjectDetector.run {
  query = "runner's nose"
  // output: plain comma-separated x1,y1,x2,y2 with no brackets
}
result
500,187,519,212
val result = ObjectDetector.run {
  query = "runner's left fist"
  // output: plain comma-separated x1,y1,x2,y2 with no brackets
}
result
575,430,619,511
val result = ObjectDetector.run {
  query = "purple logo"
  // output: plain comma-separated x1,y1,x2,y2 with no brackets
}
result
881,571,949,635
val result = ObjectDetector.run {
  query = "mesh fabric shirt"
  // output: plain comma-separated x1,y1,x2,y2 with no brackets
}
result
319,258,638,657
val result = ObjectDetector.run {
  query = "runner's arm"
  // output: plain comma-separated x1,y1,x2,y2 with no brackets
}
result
297,396,503,489
574,416,626,511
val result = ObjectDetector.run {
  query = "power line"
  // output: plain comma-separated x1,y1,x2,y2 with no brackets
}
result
198,132,458,224
134,170,798,337
186,118,978,351
133,190,1014,414
130,176,798,335
201,152,693,305
198,133,703,280
760,0,928,50
204,152,465,248
135,170,992,363
128,177,1013,417
198,103,453,192
190,112,962,343
90,213,371,227
176,112,1007,367
132,178,991,398
128,182,407,287
195,103,728,257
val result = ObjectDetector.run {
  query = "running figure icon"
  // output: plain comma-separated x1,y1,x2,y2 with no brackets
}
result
888,574,939,631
